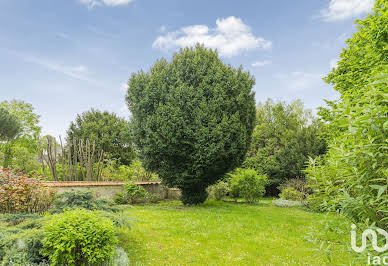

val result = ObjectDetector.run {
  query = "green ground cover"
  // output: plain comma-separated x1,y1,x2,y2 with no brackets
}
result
119,200,357,265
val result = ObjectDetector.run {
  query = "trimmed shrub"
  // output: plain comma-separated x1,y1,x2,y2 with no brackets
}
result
279,187,304,201
0,168,56,213
228,169,267,203
207,181,229,201
42,209,118,265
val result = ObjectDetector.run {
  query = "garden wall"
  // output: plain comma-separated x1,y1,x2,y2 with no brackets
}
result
43,181,181,200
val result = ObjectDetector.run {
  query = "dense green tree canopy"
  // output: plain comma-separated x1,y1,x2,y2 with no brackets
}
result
243,99,326,194
67,109,135,165
325,0,387,93
0,100,41,139
306,0,388,228
0,108,21,141
126,45,256,204
0,100,41,169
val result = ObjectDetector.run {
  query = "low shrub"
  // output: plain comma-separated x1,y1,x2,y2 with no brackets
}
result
228,169,267,203
207,181,229,200
279,187,304,201
278,178,310,196
42,209,118,266
272,199,304,208
114,183,158,204
0,168,56,214
52,190,117,213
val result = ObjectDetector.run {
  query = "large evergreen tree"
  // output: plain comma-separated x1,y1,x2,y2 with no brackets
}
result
126,45,256,204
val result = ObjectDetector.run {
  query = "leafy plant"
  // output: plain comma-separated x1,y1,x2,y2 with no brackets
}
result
42,209,118,266
0,168,56,214
243,99,327,195
52,190,117,213
306,68,388,228
228,168,267,203
67,109,135,165
114,183,155,204
126,44,256,205
207,181,229,201
279,187,304,201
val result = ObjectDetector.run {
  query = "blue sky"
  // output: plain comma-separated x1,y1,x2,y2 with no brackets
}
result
0,0,374,137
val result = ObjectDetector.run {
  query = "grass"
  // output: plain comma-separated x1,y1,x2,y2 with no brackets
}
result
118,199,357,265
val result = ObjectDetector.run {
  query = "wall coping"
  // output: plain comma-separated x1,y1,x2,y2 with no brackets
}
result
42,181,161,187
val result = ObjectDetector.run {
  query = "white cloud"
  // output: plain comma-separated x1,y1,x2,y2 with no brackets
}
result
22,55,98,84
251,60,271,67
152,16,272,57
320,0,373,21
78,0,134,8
275,72,324,92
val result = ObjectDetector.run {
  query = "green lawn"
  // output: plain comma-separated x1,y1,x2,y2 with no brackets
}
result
118,200,356,265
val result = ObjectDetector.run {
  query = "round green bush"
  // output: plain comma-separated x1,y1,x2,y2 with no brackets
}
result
228,168,267,203
207,181,229,201
42,209,117,266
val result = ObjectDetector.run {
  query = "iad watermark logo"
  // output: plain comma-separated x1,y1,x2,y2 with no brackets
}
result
351,224,388,265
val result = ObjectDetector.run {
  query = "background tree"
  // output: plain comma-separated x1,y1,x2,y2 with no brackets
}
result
126,45,256,205
0,100,41,170
67,109,135,165
243,99,327,195
0,108,21,141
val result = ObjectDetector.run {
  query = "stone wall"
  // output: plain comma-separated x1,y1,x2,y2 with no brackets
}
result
43,181,181,200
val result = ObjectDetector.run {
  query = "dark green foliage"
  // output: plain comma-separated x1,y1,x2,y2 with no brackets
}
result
0,108,21,141
67,109,135,165
52,190,117,213
126,45,256,205
243,99,326,194
42,209,118,265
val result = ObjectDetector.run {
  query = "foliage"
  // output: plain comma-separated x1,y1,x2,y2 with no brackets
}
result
228,168,267,203
0,100,41,171
306,68,388,228
324,0,388,94
207,181,229,201
42,209,118,265
52,190,117,213
0,100,41,139
67,109,135,165
278,178,310,195
1,228,48,265
279,187,304,201
272,199,304,208
114,183,157,204
126,44,256,205
0,107,21,141
0,168,56,214
102,159,159,182
243,99,326,195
